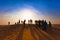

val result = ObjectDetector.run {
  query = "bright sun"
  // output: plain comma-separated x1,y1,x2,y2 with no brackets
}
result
19,8,35,21
16,8,44,23
21,9,33,20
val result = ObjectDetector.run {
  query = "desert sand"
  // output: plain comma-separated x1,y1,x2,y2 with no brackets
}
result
0,24,60,40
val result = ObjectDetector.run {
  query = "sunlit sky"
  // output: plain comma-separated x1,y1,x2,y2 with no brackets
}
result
0,0,60,25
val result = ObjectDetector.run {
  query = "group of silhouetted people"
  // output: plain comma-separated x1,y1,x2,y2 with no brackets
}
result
35,20,52,31
8,19,52,32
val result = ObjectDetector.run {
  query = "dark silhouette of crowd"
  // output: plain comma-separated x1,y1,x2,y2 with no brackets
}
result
35,20,52,31
35,20,47,31
8,19,52,32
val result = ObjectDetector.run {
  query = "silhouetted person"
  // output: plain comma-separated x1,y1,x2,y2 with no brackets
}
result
19,20,20,24
24,20,26,24
8,22,10,25
38,20,41,27
35,20,41,29
41,20,47,31
23,20,26,28
41,20,44,30
49,21,52,27
28,19,33,24
49,21,52,32
30,19,33,24
44,20,47,31
21,21,23,24
35,20,38,26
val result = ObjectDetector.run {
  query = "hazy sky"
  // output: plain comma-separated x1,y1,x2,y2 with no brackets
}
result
0,0,60,25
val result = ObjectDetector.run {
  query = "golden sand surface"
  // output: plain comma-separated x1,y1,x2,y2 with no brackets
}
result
0,24,60,40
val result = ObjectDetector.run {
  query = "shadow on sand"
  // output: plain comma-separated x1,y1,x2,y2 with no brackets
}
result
16,24,25,40
29,24,37,40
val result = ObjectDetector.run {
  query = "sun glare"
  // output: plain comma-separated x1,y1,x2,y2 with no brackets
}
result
20,9,33,20
18,8,35,23
15,8,44,23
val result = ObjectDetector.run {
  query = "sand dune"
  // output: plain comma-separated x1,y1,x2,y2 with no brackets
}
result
0,24,60,40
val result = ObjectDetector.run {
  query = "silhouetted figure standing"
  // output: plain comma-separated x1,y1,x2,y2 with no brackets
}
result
49,21,52,28
35,20,37,25
41,20,44,30
35,20,39,26
24,20,26,24
17,20,20,25
28,19,33,24
23,20,26,28
8,22,10,25
30,19,33,24
38,20,41,27
44,20,47,31
19,20,20,24
41,20,47,31
49,21,52,32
